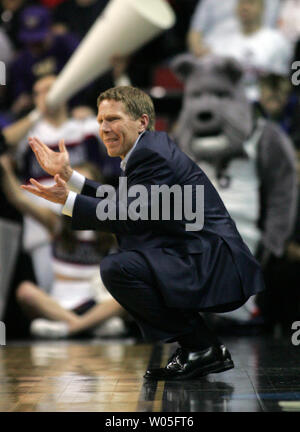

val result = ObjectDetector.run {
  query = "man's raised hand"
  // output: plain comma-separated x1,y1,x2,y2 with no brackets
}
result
21,174,69,205
28,137,73,181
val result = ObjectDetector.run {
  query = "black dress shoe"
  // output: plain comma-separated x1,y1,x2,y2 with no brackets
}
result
144,344,234,381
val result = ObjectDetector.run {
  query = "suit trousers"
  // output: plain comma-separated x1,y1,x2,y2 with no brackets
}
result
100,250,220,347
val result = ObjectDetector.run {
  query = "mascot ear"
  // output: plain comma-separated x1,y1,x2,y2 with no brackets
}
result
222,57,244,84
170,53,197,82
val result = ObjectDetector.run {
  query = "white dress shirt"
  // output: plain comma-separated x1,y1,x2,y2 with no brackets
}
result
62,132,145,217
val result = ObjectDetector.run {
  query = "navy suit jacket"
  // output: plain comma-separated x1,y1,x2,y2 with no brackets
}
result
72,131,265,310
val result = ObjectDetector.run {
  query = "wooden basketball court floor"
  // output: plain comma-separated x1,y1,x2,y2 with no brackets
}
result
1,335,300,412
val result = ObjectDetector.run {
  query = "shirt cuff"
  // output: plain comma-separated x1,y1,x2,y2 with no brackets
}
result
67,170,85,193
62,191,77,217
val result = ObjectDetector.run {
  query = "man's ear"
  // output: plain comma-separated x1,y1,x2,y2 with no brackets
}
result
139,114,149,132
171,53,197,82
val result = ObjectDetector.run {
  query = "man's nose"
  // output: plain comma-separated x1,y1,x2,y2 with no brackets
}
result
101,121,111,133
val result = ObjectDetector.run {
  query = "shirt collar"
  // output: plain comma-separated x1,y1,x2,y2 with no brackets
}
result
120,131,145,172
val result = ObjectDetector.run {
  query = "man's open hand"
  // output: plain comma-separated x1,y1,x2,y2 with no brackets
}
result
21,174,69,205
28,137,73,181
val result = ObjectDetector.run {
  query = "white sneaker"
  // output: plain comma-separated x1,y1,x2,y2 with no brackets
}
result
30,319,70,339
93,317,125,337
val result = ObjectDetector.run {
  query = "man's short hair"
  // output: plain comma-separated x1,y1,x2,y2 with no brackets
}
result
259,73,290,91
97,86,156,131
238,0,264,10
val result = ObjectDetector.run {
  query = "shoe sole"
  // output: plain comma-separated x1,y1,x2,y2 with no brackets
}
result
198,359,234,378
144,359,234,381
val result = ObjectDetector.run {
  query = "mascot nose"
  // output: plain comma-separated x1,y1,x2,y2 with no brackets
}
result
197,111,213,122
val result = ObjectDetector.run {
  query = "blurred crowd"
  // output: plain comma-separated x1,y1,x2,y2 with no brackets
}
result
0,0,299,341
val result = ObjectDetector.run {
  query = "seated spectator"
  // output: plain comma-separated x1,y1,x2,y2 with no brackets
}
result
193,0,293,101
187,0,281,58
8,5,79,115
278,0,300,43
3,74,120,291
256,73,300,148
0,155,127,339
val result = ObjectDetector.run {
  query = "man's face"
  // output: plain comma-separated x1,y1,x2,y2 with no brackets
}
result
97,99,147,159
33,75,57,115
237,0,263,25
260,81,290,118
